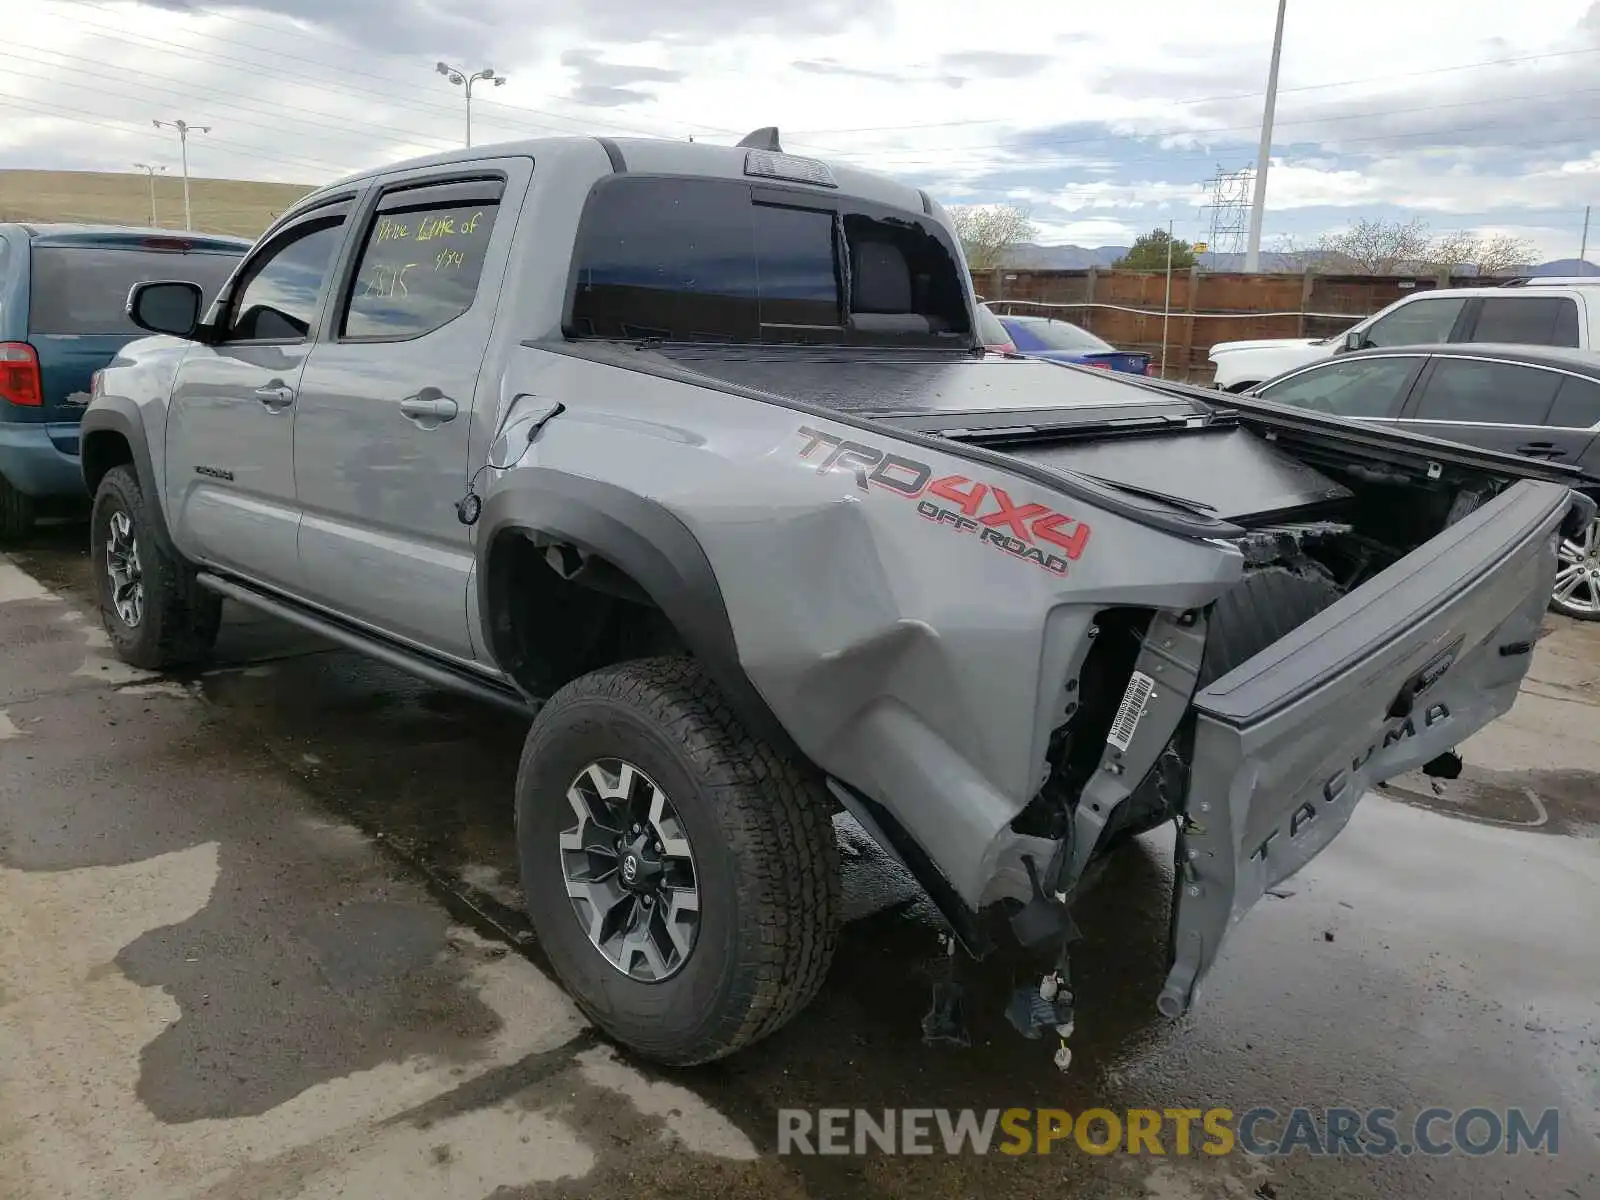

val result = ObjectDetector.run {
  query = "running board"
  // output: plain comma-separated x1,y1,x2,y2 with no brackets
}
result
195,572,536,717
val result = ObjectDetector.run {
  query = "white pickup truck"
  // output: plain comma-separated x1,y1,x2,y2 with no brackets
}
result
1209,279,1599,391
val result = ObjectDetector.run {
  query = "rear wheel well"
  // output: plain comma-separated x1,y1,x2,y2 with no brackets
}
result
484,529,689,699
81,430,134,497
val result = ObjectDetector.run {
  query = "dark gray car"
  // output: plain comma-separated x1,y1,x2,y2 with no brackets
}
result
1251,344,1600,619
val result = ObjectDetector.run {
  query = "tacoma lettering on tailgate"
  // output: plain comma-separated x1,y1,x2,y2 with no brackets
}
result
795,425,1092,575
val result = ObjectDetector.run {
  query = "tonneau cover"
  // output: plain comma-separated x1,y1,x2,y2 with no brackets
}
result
652,344,1203,419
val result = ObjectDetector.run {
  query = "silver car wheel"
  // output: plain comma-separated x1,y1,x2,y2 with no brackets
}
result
559,757,700,982
1553,516,1600,618
105,510,145,628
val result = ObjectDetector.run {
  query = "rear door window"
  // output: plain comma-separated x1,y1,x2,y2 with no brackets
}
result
1360,296,1467,348
1255,356,1420,418
341,193,500,340
1410,358,1561,425
571,178,759,341
1464,297,1581,348
1548,374,1600,428
28,246,242,335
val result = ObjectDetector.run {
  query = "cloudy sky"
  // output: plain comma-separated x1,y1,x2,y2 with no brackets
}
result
2,0,1597,259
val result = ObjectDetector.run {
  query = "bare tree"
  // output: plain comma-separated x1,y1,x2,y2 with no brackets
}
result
1306,218,1538,277
1314,217,1435,274
1267,232,1338,272
948,204,1037,271
1428,229,1537,277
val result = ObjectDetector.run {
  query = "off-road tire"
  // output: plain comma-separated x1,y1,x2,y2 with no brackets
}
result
90,465,222,670
516,656,840,1065
0,474,36,541
1110,566,1344,843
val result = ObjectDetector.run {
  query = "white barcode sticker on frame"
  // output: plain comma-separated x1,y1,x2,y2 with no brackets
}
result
1106,671,1156,752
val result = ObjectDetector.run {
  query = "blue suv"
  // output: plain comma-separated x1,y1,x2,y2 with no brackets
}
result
0,224,248,538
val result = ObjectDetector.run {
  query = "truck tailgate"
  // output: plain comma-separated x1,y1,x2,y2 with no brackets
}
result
1160,479,1582,1017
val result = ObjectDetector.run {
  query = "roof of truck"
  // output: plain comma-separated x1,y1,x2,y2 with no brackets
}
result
316,133,933,222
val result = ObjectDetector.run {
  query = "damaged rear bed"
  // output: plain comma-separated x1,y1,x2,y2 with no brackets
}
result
553,338,1594,1058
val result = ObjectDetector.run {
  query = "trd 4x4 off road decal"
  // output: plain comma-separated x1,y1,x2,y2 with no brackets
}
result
794,426,1092,575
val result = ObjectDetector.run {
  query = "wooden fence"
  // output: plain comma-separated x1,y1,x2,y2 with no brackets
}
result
972,266,1484,382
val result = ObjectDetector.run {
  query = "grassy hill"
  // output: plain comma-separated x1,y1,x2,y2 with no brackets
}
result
0,169,315,239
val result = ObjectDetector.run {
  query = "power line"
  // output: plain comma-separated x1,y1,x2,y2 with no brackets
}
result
9,80,1590,211
50,0,1600,170
0,48,461,158
824,110,1600,174
0,91,362,177
812,84,1600,163
61,0,736,141
9,74,1591,209
787,45,1600,136
48,8,619,139
15,7,1596,219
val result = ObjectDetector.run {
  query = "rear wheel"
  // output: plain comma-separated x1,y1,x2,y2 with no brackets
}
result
1551,515,1600,622
516,657,840,1065
90,465,222,670
0,475,36,541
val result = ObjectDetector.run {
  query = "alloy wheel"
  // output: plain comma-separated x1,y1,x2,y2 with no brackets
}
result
1553,516,1600,618
105,510,144,628
559,758,700,982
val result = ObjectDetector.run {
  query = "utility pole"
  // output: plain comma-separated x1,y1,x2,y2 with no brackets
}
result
1581,205,1591,272
1244,0,1288,272
132,162,166,227
152,119,210,230
436,62,506,148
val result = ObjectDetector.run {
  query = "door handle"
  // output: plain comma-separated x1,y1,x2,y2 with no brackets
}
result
254,382,295,410
1516,441,1562,458
400,392,459,423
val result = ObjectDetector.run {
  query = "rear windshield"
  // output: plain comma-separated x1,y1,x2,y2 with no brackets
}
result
568,176,971,346
28,246,242,335
1007,316,1113,353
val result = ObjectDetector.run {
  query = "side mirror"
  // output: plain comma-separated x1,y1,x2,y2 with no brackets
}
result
127,280,204,338
1341,329,1366,353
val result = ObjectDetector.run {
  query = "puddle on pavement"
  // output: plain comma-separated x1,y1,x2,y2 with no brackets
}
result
183,623,1212,1189
1379,764,1600,837
14,527,1599,1198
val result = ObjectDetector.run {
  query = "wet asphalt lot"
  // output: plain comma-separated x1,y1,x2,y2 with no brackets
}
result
2,518,1598,1199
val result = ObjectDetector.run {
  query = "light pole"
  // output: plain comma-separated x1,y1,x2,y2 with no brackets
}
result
1244,0,1288,272
132,162,166,227
152,119,211,230
436,62,505,148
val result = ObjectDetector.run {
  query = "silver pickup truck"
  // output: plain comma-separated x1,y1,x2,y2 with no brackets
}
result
82,130,1593,1068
